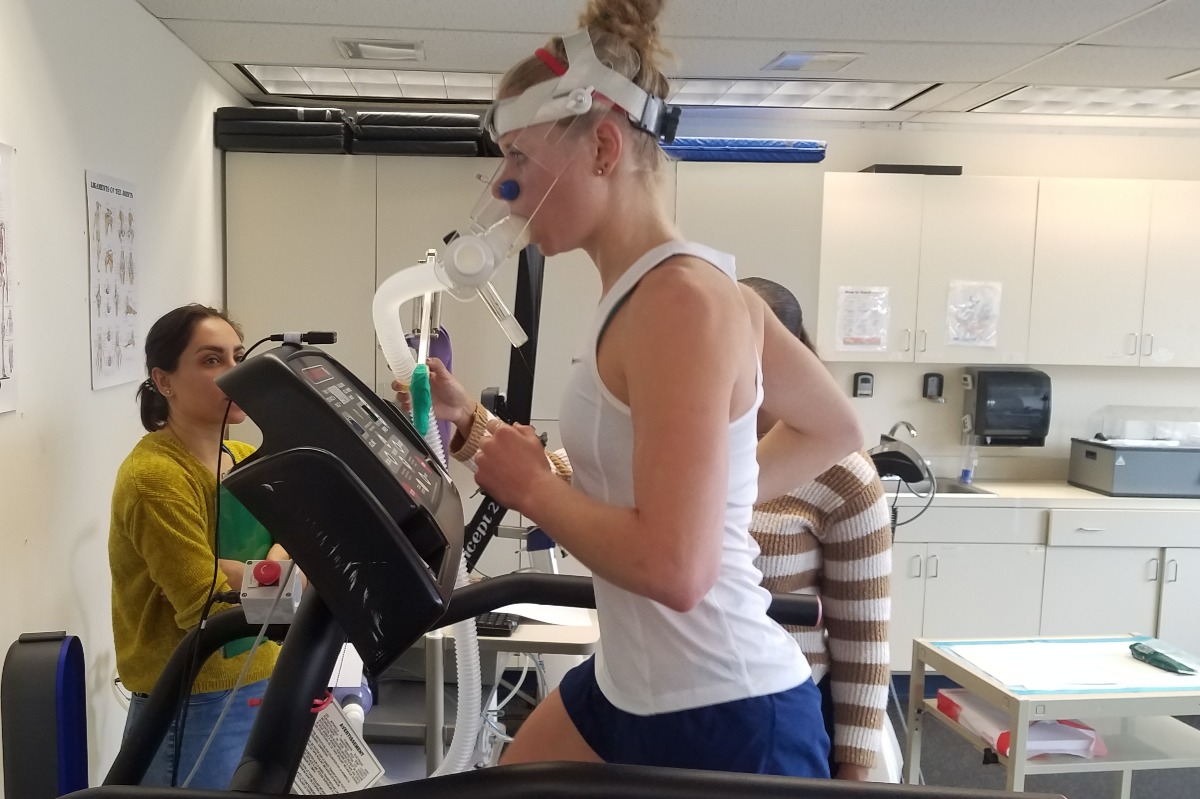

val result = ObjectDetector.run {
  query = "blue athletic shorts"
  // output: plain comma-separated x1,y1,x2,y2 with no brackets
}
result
558,655,830,777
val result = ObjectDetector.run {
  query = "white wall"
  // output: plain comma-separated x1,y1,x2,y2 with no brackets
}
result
674,111,1200,479
0,0,243,787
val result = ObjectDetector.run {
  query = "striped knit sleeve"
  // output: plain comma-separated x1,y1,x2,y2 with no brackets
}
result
816,452,892,770
448,402,572,481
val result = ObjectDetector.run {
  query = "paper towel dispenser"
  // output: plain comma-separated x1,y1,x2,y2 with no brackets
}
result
962,367,1051,447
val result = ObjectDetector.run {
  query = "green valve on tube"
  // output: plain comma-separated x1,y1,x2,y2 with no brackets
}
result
410,362,431,437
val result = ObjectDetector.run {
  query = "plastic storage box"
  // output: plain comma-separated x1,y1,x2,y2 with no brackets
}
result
1068,438,1200,498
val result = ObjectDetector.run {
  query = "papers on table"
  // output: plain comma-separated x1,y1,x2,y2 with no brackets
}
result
495,603,593,627
936,637,1200,694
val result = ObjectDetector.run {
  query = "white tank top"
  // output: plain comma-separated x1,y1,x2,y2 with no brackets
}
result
558,240,810,715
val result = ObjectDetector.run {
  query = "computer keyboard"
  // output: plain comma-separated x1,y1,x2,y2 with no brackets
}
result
475,612,521,637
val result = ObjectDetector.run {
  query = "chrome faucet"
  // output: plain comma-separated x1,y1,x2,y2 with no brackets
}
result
888,420,918,439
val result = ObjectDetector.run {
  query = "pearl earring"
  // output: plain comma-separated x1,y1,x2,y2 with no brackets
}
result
595,165,606,176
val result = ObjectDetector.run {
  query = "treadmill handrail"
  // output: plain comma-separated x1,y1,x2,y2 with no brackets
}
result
440,572,821,628
73,760,1064,798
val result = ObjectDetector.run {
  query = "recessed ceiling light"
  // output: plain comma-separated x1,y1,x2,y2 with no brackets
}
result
242,65,496,101
240,65,929,111
336,39,424,61
761,52,861,72
974,85,1200,117
668,78,931,110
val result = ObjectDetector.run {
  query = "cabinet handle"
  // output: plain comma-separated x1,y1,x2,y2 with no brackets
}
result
1167,559,1179,583
902,329,912,352
1142,334,1154,356
1075,526,1105,532
1148,559,1160,582
910,555,922,578
1126,333,1138,356
927,554,939,578
917,329,928,352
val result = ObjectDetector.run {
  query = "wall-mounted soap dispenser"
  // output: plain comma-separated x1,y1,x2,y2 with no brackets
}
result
922,372,945,403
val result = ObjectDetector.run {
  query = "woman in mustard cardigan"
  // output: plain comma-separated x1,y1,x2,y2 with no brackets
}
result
109,304,283,788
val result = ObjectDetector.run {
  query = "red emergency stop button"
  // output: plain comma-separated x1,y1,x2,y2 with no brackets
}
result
253,559,281,586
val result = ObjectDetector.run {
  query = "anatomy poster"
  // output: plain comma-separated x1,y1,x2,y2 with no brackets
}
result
0,143,15,413
86,171,140,390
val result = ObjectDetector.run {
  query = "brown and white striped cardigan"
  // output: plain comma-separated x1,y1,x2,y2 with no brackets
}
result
751,450,892,770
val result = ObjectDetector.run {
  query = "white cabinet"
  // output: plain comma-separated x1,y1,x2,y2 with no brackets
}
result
1027,179,1153,366
890,541,1046,671
1040,546,1161,637
1157,548,1200,656
1141,181,1200,368
817,173,923,362
914,176,1038,364
817,173,1037,364
1039,509,1200,654
890,543,928,672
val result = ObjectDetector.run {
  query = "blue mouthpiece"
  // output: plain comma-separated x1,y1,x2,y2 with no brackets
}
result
498,179,521,201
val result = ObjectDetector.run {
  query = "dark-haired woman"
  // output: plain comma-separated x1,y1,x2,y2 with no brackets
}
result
108,304,282,788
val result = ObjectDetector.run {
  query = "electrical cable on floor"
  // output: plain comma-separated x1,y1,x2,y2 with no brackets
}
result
889,675,923,785
111,667,131,711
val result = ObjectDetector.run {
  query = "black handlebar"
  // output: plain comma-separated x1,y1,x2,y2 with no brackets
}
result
442,573,821,628
76,761,1065,798
105,573,819,790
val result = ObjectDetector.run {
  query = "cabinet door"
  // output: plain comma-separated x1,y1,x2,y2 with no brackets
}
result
1040,547,1160,637
889,543,928,672
914,177,1038,364
1157,548,1200,656
817,173,923,362
1141,181,1200,367
675,161,818,287
1027,178,1152,366
921,544,1045,642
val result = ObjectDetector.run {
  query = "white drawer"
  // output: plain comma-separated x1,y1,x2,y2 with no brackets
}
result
893,507,1043,544
1046,509,1200,547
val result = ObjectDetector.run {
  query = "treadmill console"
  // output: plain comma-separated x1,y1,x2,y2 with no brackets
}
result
217,345,463,673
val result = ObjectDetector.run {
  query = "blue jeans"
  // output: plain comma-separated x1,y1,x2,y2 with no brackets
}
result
122,679,269,789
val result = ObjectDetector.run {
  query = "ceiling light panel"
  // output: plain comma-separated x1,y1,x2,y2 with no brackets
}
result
975,85,1200,117
345,68,403,98
243,65,499,101
243,65,312,95
242,65,930,111
295,67,356,97
668,78,931,110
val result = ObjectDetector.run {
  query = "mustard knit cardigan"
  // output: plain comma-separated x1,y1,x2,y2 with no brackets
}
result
109,432,278,694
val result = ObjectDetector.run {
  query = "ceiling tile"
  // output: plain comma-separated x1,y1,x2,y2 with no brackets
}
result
1003,44,1200,87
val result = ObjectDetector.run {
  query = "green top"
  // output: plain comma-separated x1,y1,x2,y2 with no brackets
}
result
108,431,278,694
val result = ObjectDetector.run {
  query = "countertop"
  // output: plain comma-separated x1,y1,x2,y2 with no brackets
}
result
885,479,1200,511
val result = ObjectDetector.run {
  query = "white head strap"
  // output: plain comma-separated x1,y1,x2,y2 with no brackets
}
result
485,29,679,143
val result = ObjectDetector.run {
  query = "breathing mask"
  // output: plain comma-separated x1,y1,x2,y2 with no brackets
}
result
375,27,681,381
